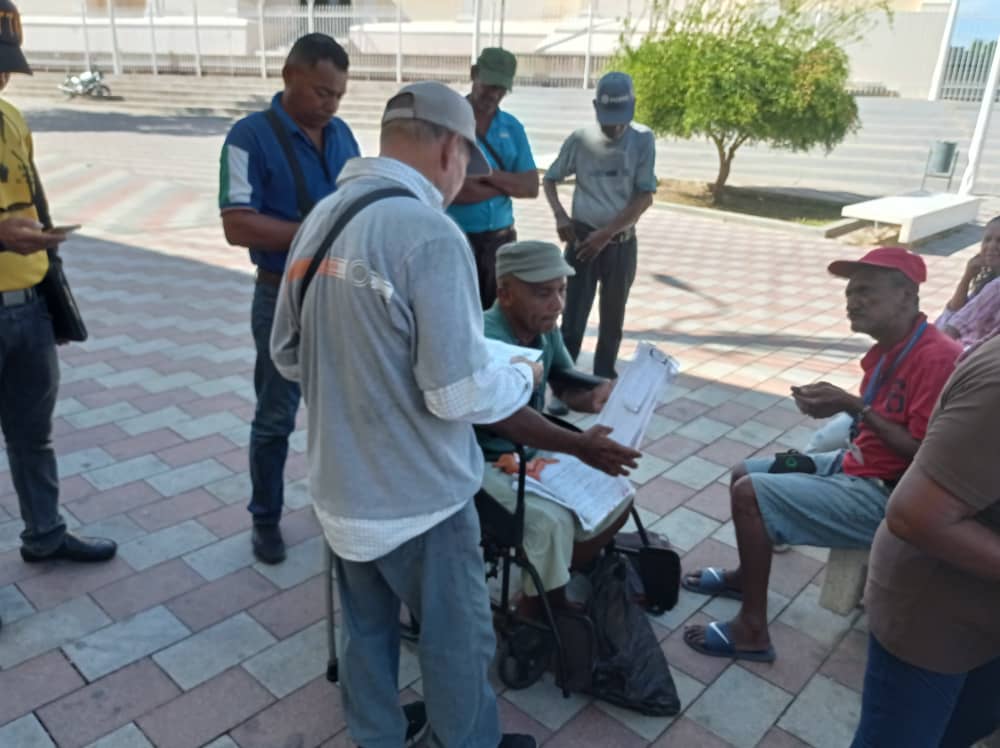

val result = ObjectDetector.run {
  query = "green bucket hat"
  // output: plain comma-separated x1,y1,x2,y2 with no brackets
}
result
476,47,516,90
496,241,575,284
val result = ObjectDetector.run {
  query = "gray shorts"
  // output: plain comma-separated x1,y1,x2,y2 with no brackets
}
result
743,450,890,549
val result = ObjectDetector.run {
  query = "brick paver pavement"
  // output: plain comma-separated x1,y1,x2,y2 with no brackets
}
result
0,114,990,747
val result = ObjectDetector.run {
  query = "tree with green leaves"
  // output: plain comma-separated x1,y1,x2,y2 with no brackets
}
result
615,0,890,199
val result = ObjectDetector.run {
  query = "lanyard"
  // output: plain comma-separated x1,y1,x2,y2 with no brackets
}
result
851,320,927,438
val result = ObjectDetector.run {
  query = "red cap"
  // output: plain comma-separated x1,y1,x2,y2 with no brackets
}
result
827,246,927,285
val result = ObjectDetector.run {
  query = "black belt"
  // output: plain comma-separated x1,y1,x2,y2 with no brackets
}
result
466,227,515,242
255,268,283,288
573,221,635,244
0,285,39,307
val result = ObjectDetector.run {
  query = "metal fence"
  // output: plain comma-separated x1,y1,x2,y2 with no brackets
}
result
939,39,1000,103
23,0,621,88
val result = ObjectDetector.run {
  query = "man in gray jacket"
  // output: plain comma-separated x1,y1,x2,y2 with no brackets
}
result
271,81,639,747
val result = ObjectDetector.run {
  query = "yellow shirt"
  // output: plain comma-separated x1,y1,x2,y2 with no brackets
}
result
0,98,48,292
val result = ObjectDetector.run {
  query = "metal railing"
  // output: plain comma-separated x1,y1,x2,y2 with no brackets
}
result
939,39,1000,103
22,0,621,88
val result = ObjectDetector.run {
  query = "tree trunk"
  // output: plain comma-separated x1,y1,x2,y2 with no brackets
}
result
709,136,743,203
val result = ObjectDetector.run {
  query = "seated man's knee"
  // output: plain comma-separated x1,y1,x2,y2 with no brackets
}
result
730,461,750,486
730,475,761,519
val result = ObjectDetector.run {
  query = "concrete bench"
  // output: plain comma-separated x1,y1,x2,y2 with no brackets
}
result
841,192,981,243
819,548,870,615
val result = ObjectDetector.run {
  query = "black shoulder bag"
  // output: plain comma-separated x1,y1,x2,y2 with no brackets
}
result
31,162,88,342
477,134,508,173
265,109,315,220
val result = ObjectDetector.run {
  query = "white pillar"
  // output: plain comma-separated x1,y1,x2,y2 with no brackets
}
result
192,0,203,77
929,0,960,101
80,0,92,71
959,35,1000,195
107,0,122,75
583,0,595,89
396,0,403,83
498,0,505,47
257,0,267,78
471,0,481,62
490,0,496,46
307,0,315,34
148,3,159,75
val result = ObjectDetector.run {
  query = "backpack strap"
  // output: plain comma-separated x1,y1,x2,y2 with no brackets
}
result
297,187,416,308
264,108,315,220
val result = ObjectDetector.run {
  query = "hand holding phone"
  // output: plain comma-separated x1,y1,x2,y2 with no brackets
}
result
45,224,81,234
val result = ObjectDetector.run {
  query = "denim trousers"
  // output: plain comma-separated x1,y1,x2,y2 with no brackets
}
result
0,298,66,554
852,634,1000,747
561,233,638,379
248,282,301,526
334,500,502,748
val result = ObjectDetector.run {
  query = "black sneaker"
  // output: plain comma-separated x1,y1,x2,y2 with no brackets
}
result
499,735,537,748
404,701,429,746
251,524,286,564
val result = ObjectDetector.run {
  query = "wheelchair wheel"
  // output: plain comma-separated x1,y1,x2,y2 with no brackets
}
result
497,624,553,690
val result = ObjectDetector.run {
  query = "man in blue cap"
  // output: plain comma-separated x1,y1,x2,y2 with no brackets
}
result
448,47,539,310
543,71,657,403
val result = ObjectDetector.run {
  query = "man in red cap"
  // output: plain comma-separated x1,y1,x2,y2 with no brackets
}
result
681,247,961,662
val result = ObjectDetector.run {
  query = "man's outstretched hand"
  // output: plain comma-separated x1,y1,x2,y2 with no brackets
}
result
791,382,862,420
572,425,641,476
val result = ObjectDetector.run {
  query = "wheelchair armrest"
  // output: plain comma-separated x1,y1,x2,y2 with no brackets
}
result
547,367,605,392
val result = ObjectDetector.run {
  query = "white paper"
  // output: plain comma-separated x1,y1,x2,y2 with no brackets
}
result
515,455,635,532
484,338,542,367
596,342,680,448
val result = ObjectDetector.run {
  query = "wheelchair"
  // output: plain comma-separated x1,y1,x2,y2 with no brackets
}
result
476,408,679,697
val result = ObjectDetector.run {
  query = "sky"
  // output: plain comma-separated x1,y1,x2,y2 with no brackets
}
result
952,0,1000,46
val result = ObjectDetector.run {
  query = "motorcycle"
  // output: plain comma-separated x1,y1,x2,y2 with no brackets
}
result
58,70,111,99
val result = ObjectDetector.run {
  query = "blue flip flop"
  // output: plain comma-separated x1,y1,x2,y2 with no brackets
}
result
684,621,776,663
681,567,743,601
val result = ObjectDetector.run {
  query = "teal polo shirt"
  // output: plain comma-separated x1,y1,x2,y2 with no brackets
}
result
447,108,536,234
475,303,574,461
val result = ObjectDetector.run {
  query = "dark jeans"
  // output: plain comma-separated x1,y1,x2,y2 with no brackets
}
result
852,634,1000,748
466,226,516,310
248,281,301,526
0,297,66,554
561,226,638,379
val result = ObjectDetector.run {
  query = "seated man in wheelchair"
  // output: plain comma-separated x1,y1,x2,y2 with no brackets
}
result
476,240,634,619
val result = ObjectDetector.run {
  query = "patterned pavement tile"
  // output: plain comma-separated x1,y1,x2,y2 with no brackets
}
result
37,659,179,748
241,621,328,698
86,723,155,748
686,666,794,748
117,519,218,572
0,714,56,748
63,606,191,682
0,596,111,670
153,613,276,691
778,675,863,748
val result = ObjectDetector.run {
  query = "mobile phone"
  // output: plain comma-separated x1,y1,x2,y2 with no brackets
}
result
45,224,81,234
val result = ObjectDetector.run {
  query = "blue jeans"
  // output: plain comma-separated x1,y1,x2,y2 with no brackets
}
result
0,298,66,554
334,501,501,748
248,282,300,526
852,634,1000,747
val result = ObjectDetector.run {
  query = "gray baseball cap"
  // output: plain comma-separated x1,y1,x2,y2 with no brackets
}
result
496,241,575,284
382,81,491,176
594,71,635,126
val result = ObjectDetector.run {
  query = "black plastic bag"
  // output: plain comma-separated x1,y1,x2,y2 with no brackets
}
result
584,553,681,716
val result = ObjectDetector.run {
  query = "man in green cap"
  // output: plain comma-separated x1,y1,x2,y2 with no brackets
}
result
448,48,539,310
475,240,635,619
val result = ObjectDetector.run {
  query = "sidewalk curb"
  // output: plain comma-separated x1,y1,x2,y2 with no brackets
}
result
649,199,834,237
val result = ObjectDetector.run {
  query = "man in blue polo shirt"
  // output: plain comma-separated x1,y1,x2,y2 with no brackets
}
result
447,47,538,310
219,33,360,564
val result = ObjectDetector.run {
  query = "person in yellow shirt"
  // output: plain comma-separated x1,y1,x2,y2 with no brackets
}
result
0,1,116,635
